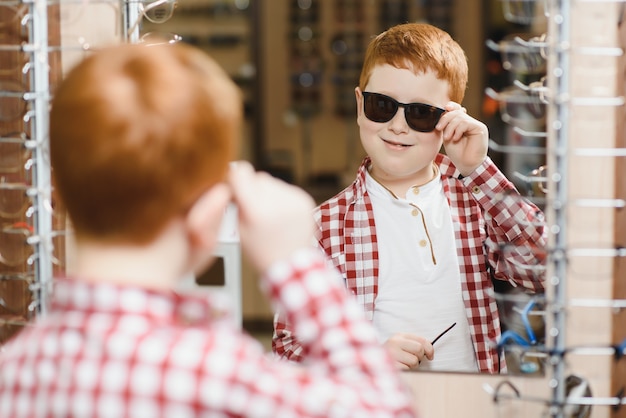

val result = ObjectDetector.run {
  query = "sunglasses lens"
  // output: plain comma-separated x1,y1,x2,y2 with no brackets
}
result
363,92,444,132
363,93,398,123
406,103,443,132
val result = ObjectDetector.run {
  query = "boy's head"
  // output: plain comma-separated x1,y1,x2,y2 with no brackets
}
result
359,23,468,103
50,43,241,245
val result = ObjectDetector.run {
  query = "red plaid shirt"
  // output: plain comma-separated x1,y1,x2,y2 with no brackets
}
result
274,155,546,373
0,249,416,418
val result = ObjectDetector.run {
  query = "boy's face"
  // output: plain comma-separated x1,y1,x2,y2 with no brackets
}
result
356,64,451,185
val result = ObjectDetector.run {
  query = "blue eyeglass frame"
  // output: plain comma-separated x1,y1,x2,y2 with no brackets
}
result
497,298,543,373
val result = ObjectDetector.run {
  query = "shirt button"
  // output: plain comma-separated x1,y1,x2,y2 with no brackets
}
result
472,186,481,194
419,239,427,247
411,208,419,216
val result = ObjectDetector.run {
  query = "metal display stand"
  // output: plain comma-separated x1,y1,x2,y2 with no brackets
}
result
545,0,570,414
0,0,54,342
486,1,626,416
0,0,130,344
29,0,54,318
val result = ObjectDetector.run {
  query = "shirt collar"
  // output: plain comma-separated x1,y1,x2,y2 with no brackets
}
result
365,162,441,202
51,277,231,326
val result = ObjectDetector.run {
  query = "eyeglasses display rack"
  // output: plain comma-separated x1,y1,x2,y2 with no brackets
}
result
0,0,174,346
399,1,626,416
545,0,570,414
484,0,626,416
0,0,56,345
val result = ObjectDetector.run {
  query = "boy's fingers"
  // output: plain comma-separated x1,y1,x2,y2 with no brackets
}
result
228,161,255,199
228,160,254,182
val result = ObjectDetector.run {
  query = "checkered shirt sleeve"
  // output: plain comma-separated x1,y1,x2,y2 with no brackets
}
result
441,155,546,372
461,157,547,292
273,168,377,360
272,310,305,361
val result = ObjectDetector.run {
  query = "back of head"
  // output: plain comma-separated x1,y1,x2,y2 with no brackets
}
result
359,22,468,103
50,43,241,244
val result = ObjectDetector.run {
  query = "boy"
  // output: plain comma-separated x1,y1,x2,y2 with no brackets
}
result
274,22,546,374
0,43,417,417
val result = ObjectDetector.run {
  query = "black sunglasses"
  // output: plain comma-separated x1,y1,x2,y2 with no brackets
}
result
362,92,446,132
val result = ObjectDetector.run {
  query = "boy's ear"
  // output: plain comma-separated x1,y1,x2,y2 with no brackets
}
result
354,87,363,117
185,183,232,251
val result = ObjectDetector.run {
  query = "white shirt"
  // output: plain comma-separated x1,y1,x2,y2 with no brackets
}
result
367,167,478,372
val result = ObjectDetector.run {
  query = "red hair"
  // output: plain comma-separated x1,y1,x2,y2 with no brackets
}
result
50,43,241,244
359,23,468,103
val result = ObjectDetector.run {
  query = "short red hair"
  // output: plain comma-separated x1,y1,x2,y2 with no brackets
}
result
50,43,241,244
359,23,468,103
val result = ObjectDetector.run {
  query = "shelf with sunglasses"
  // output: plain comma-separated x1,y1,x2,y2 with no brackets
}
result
0,150,69,341
0,99,48,347
480,0,549,377
482,0,548,196
0,0,68,345
0,202,68,346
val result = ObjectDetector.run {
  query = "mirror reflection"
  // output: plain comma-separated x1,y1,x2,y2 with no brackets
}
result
140,0,548,375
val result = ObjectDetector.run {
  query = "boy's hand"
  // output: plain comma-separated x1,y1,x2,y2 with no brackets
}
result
383,333,434,371
228,161,316,273
437,102,489,177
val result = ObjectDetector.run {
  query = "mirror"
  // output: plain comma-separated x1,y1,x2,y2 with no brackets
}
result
140,0,549,375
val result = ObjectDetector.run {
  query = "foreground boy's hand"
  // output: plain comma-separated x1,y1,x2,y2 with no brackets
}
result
383,333,434,370
437,101,489,177
228,161,316,273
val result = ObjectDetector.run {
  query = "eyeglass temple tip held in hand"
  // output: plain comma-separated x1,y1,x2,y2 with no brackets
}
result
431,322,456,345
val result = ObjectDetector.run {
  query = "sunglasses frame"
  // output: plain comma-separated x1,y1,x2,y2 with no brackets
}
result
361,91,446,133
